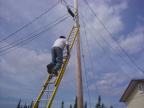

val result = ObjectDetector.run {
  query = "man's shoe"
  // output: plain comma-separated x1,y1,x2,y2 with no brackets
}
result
52,70,58,76
47,64,52,74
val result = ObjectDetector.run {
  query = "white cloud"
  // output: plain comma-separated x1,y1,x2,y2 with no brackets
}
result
79,1,127,52
88,72,128,97
90,1,126,34
138,16,144,22
119,25,144,53
0,0,144,108
0,46,51,85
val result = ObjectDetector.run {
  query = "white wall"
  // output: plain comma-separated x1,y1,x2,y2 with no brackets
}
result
126,82,144,108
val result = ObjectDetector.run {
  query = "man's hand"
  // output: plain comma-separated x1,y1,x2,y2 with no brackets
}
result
66,44,69,56
67,51,70,55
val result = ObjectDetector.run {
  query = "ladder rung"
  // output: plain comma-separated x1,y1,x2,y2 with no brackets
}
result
70,34,75,37
63,56,67,59
68,39,74,42
68,37,74,40
38,99,50,102
71,31,75,33
68,38,74,41
47,81,55,84
63,52,67,54
71,32,75,34
50,74,58,77
44,90,54,92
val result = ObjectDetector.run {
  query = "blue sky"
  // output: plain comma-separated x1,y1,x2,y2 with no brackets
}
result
0,0,144,108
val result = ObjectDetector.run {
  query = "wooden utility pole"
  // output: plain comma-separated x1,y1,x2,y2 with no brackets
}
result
74,0,83,108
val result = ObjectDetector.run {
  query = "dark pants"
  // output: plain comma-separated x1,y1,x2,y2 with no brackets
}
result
49,46,63,72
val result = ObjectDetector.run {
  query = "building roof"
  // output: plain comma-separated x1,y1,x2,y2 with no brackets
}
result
119,79,144,102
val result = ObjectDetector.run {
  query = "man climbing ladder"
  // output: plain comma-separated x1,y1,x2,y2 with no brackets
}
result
47,36,69,75
32,26,80,108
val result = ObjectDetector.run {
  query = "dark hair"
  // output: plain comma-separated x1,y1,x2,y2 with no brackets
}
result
60,36,66,39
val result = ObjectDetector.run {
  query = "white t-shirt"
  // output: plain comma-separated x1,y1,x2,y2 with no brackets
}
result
53,38,68,49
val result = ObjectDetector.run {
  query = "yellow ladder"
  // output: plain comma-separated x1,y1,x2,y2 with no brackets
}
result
33,25,80,108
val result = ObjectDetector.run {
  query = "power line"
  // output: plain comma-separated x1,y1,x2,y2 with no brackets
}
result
60,0,75,18
80,27,92,108
81,18,132,79
83,0,144,74
0,0,61,43
0,14,69,50
79,2,98,107
79,2,92,104
80,15,138,74
0,16,70,56
79,4,99,98
60,0,68,7
0,16,70,54
82,17,99,98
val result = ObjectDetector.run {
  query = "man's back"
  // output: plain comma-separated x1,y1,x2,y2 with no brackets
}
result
53,38,68,49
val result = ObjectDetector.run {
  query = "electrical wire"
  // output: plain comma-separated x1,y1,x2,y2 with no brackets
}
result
81,18,132,79
79,0,99,98
60,0,68,7
0,16,70,54
0,16,70,56
60,0,74,8
80,38,92,108
82,15,99,98
80,15,138,74
0,14,69,50
83,0,144,74
79,7,92,106
0,0,61,43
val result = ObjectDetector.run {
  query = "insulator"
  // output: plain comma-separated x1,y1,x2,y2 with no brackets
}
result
67,7,75,17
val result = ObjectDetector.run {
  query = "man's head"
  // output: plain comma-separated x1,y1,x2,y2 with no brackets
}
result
60,36,66,39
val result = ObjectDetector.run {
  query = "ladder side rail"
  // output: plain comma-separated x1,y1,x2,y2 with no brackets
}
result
55,25,80,86
47,56,70,108
33,25,79,108
46,26,77,107
54,55,70,86
33,75,51,108
62,26,74,51
69,25,80,52
67,26,74,40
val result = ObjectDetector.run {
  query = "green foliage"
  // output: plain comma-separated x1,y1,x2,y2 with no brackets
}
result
84,101,87,108
110,105,113,108
95,95,107,108
74,96,77,108
30,101,33,108
61,101,64,108
96,95,101,108
17,100,34,108
17,99,21,108
24,103,27,108
101,103,105,108
70,104,72,108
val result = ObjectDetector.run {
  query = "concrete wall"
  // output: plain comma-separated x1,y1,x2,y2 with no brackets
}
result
126,82,144,108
